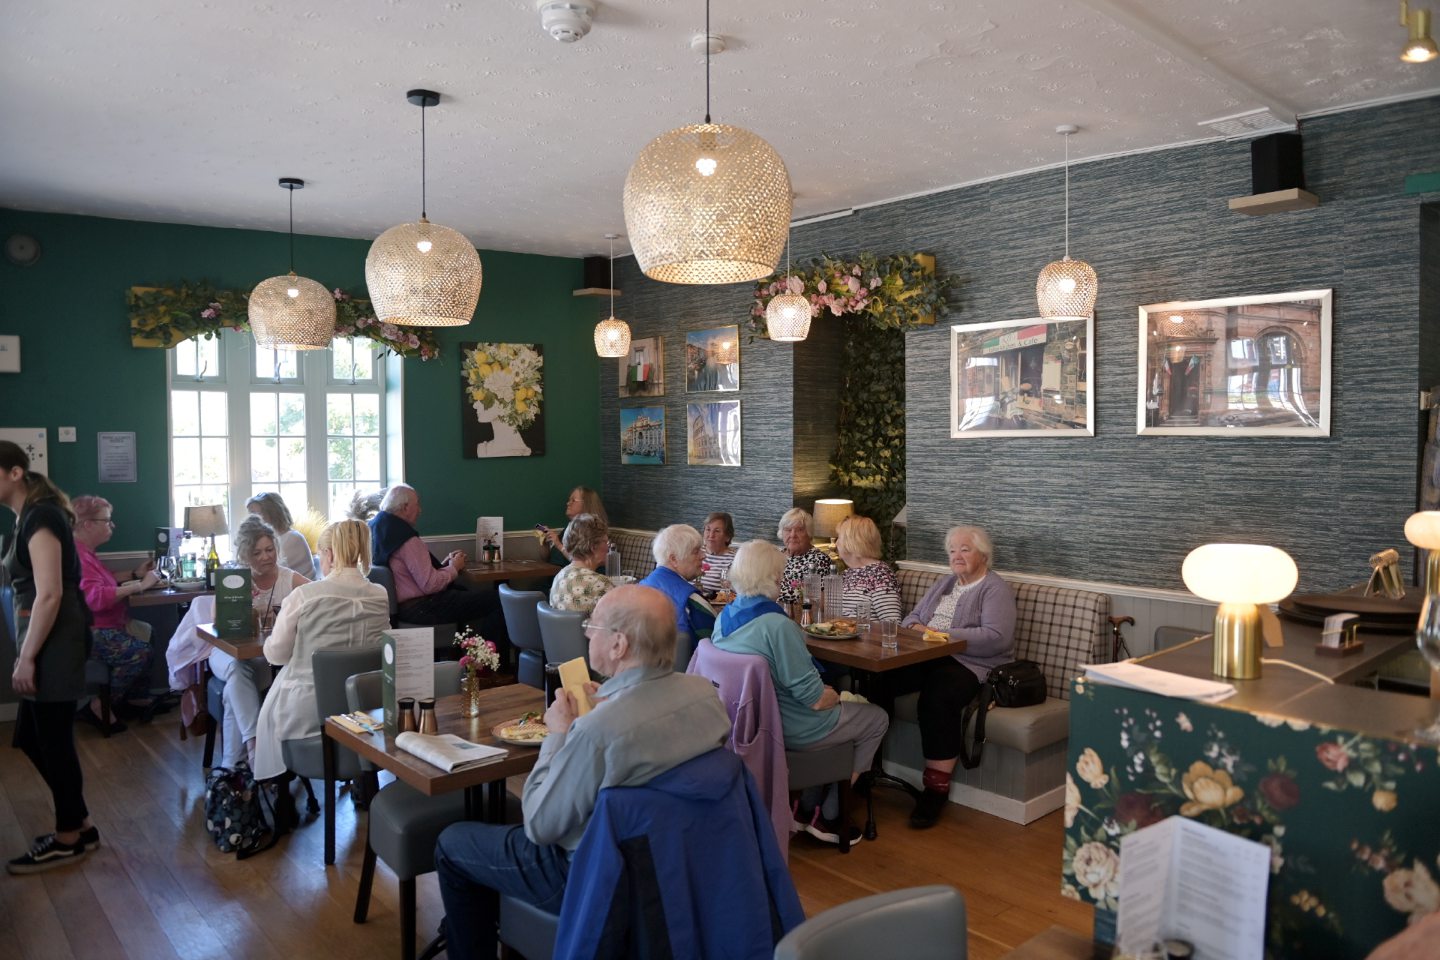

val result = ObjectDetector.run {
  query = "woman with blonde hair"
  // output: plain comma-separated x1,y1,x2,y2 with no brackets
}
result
835,516,901,622
247,491,316,578
252,519,390,781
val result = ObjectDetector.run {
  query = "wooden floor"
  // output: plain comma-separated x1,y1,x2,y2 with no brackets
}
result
0,716,1092,959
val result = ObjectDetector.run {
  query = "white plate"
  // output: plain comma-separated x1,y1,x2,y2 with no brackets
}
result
609,575,636,586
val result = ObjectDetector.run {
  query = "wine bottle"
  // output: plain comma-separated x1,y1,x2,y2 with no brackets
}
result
205,540,220,589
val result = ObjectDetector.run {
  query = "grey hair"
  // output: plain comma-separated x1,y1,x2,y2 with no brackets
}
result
728,540,786,600
945,525,993,563
380,484,417,514
233,515,277,566
776,508,813,540
562,513,609,559
652,523,702,569
602,585,676,671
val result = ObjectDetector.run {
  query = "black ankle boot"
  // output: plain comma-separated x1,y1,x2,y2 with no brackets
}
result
909,789,949,829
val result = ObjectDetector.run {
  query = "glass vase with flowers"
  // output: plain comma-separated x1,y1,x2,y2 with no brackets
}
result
453,628,502,718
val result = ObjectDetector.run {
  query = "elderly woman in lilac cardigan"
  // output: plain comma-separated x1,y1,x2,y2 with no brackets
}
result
895,525,1016,829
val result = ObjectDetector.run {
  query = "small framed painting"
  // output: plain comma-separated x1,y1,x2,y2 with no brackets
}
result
1137,289,1332,436
950,316,1093,438
685,325,740,392
687,400,742,466
619,406,666,465
618,336,665,399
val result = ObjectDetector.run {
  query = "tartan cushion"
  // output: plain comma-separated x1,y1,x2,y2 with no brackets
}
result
610,530,658,579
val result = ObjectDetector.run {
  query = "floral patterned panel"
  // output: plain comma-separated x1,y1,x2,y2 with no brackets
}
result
1064,678,1440,959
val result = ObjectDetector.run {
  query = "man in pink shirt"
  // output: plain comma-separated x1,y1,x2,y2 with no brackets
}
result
368,485,508,655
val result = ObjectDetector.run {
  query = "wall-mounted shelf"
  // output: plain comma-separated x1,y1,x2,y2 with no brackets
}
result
572,287,620,297
1228,188,1320,215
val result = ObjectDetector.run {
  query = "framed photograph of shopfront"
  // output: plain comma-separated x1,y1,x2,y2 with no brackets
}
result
949,316,1093,438
1137,289,1332,437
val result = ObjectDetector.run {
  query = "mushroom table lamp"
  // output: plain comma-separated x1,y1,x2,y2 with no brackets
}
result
1404,511,1440,594
1181,543,1298,680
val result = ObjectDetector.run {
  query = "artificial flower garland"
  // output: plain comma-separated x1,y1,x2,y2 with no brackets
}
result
748,252,952,337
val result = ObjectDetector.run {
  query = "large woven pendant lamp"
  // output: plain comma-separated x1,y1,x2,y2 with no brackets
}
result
593,233,632,357
622,2,792,285
365,89,482,327
1035,124,1098,321
765,229,811,342
249,178,336,350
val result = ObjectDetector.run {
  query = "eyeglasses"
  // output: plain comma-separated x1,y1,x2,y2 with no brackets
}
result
581,619,619,636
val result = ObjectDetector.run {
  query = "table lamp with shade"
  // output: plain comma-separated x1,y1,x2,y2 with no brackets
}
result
1404,511,1440,737
1404,511,1440,594
813,499,854,542
184,504,228,559
1181,543,1299,680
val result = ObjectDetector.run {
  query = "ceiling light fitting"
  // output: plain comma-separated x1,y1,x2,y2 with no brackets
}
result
622,0,792,285
1401,1,1438,63
766,228,811,342
537,0,596,43
365,89,483,328
248,178,336,350
1035,124,1098,321
594,233,632,357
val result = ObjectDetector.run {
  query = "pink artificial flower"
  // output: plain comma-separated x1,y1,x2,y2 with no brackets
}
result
846,276,861,294
829,301,844,316
869,276,880,288
857,287,868,297
817,279,827,294
787,276,804,295
852,265,861,276
208,302,223,310
200,307,218,319
459,654,473,668
382,323,399,339
333,288,350,301
407,333,420,348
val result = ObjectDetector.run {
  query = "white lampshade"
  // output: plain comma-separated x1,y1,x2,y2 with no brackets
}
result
1036,256,1098,320
1182,544,1298,605
814,499,854,539
1404,511,1440,549
623,122,792,285
766,293,812,342
184,504,228,538
249,272,336,349
365,218,482,327
594,317,632,358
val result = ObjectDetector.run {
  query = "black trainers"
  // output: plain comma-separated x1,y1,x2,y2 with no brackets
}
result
805,812,864,846
7,834,91,875
909,789,949,829
33,827,99,852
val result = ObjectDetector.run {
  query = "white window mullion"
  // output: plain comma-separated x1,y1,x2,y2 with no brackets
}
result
227,330,252,531
304,349,329,520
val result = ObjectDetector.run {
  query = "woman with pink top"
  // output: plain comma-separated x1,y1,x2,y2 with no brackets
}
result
71,495,159,733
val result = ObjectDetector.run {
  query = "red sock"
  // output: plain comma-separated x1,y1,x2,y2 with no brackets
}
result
923,767,951,794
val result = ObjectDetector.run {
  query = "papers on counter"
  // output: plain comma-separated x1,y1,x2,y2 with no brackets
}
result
395,732,507,772
1084,661,1236,703
329,712,382,735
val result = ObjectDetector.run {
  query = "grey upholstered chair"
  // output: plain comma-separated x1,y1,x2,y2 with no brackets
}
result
365,565,457,656
536,601,588,667
499,584,546,690
773,885,968,960
346,661,466,960
280,645,383,814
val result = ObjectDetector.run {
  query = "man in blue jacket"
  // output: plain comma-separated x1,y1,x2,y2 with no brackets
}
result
434,584,732,959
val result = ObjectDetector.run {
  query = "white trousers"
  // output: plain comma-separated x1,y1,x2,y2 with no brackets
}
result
208,650,271,768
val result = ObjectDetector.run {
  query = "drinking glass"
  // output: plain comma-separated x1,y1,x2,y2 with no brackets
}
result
1414,594,1440,742
855,597,873,638
880,618,899,651
803,574,824,609
822,574,845,622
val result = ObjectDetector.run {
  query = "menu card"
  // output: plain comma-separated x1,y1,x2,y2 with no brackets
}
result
382,628,435,733
557,657,594,716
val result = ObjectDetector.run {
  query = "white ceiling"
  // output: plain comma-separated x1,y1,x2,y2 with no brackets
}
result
1,0,1436,258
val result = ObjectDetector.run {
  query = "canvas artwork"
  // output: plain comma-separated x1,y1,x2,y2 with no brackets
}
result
620,406,666,465
1137,289,1332,436
950,317,1093,438
687,401,741,466
685,325,740,392
460,342,545,458
618,336,665,398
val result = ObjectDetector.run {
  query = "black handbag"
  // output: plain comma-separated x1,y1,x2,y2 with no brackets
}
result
958,660,1048,769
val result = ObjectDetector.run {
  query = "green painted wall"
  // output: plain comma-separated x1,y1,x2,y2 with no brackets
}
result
0,209,601,549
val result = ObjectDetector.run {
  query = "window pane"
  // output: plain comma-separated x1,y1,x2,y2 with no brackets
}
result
353,395,380,436
327,438,354,481
250,393,277,437
329,484,358,521
327,394,352,435
256,345,298,380
197,338,220,379
173,438,201,484
355,437,381,482
278,393,305,434
199,392,228,435
352,340,374,380
280,483,310,520
172,391,200,437
251,438,278,483
175,340,197,377
201,437,228,483
331,339,353,380
279,438,306,482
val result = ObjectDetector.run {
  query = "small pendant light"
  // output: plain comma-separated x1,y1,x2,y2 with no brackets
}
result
248,178,336,350
1036,124,1098,321
365,89,483,327
593,233,632,357
765,227,811,342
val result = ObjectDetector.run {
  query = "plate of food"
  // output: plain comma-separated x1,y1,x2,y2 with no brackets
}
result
170,577,207,592
805,619,860,640
492,712,549,746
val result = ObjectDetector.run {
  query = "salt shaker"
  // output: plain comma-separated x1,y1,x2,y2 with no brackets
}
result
417,698,438,735
398,697,418,733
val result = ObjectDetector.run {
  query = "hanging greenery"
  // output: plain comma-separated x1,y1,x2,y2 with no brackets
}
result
748,252,954,337
127,281,441,360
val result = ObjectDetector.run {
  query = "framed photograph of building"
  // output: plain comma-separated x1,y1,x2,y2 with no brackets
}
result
618,336,665,398
619,406,666,465
950,316,1093,438
685,325,740,392
1137,289,1332,436
687,400,742,466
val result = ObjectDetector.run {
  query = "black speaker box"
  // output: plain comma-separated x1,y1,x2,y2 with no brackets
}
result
582,255,611,289
1251,132,1305,194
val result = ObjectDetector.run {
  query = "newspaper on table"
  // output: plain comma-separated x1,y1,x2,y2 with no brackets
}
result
1084,661,1236,703
395,732,507,773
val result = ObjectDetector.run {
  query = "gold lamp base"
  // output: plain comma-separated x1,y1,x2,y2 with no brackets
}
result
1213,602,1262,680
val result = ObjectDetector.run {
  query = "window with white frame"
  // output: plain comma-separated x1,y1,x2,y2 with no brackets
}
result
168,330,393,534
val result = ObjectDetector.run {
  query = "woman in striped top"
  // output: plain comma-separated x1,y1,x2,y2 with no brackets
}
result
696,511,736,594
835,516,902,622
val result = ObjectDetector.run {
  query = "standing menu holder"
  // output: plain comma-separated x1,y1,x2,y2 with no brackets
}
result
383,628,436,734
213,567,253,639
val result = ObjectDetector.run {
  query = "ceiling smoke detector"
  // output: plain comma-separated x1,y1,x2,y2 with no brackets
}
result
537,0,596,43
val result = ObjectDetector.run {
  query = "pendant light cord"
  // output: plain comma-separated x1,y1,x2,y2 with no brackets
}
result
704,0,711,123
1063,132,1070,259
287,185,295,273
420,99,428,219
608,236,616,316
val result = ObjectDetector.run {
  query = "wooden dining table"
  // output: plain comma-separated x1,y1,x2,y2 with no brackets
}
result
196,621,266,660
321,683,546,866
462,558,560,583
129,585,214,607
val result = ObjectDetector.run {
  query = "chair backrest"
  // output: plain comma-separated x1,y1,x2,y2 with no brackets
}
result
312,646,385,723
346,661,465,713
499,584,546,654
366,565,400,622
536,601,588,667
609,529,659,579
773,885,967,960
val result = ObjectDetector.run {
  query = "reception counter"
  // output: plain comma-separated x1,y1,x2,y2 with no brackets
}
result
1063,626,1440,958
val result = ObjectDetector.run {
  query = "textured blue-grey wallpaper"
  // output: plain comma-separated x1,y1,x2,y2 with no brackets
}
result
599,96,1440,591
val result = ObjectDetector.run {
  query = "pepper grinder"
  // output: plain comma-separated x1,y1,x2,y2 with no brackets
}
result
398,697,418,733
417,698,438,735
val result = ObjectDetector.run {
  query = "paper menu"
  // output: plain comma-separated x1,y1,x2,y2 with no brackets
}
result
476,516,504,562
382,628,436,733
1084,661,1237,703
557,657,594,716
1117,816,1271,960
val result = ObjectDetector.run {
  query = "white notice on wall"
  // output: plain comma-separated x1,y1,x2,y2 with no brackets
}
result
1117,816,1271,960
97,431,138,483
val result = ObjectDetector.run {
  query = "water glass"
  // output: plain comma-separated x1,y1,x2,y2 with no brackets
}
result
803,574,824,606
880,618,899,651
855,597,873,637
822,574,845,621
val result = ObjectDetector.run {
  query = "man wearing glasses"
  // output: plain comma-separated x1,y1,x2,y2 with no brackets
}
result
433,584,731,959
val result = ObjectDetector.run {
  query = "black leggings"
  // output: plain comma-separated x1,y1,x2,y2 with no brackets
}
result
890,658,983,762
13,699,89,833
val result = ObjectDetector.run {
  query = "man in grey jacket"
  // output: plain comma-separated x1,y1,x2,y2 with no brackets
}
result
434,584,732,959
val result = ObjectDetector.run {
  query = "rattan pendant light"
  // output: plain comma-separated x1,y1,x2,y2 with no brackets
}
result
593,234,632,357
765,230,811,342
365,89,482,327
622,1,792,285
1035,124,1098,321
248,178,336,350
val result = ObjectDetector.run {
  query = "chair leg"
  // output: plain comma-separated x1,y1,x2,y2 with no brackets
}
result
202,712,217,768
400,877,417,960
98,686,113,738
299,777,319,816
354,837,377,924
838,780,851,855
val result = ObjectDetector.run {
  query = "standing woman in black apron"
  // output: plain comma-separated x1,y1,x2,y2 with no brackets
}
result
1,441,97,874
